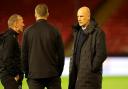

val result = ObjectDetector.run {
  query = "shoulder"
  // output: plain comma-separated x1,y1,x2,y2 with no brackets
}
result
92,27,106,43
23,23,37,36
4,33,16,45
89,19,105,35
46,22,60,35
94,27,105,36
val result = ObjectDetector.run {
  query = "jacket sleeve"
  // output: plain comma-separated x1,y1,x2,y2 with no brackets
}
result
92,30,107,72
3,35,20,76
56,33,65,76
21,31,29,78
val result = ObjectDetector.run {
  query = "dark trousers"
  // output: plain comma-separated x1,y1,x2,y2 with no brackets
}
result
27,76,61,89
1,74,23,89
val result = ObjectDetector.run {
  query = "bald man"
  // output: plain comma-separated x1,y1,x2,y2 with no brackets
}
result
68,6,107,89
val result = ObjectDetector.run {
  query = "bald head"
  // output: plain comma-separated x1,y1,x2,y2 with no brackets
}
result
77,6,91,27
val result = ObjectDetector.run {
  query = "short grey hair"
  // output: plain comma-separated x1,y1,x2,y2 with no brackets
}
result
8,14,22,27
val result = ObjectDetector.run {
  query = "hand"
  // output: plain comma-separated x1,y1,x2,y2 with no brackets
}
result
14,74,20,81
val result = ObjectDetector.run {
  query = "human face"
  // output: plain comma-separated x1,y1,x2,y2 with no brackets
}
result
15,16,24,33
77,7,90,27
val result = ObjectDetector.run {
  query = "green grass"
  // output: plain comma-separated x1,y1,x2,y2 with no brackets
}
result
102,76,128,89
0,76,128,89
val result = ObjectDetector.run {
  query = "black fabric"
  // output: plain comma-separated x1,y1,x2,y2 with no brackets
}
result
69,19,107,89
1,74,23,89
27,76,61,89
0,29,22,78
2,29,22,76
73,28,88,70
0,29,23,88
22,19,64,78
0,33,7,78
70,28,89,89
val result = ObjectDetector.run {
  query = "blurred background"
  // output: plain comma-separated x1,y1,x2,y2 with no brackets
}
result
0,0,128,56
0,0,128,89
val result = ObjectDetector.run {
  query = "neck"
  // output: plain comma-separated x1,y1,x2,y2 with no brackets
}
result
82,26,86,30
9,27,19,33
36,17,47,21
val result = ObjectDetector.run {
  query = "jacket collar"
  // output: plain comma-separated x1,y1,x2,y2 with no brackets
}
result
73,20,97,34
7,28,19,36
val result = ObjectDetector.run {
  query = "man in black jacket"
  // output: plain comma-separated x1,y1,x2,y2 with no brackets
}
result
22,4,64,89
0,14,24,89
68,6,107,89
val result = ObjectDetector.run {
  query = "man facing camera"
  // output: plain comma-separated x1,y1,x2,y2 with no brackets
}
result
68,6,107,89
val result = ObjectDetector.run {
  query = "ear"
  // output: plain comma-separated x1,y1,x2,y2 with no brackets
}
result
35,11,37,18
47,11,49,17
12,21,17,28
15,21,19,28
